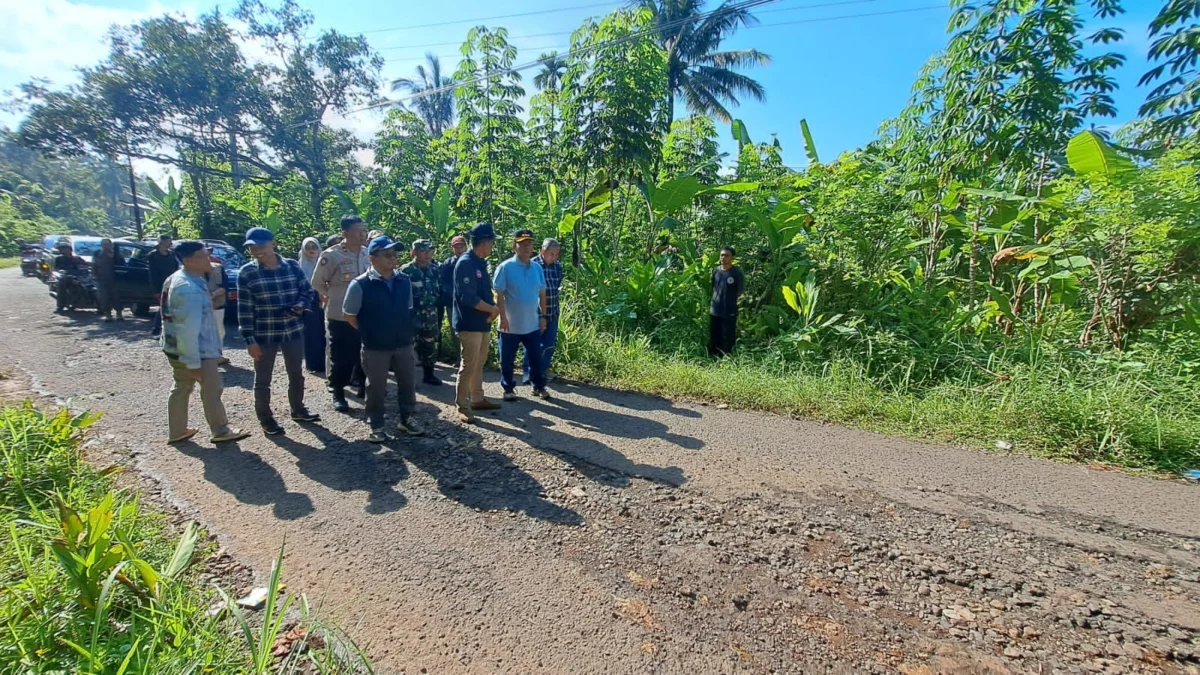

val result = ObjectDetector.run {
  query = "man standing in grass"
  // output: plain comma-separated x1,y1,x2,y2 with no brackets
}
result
524,238,562,385
494,228,549,401
400,239,443,386
343,236,425,443
160,240,249,445
238,227,321,436
453,223,501,423
709,245,744,358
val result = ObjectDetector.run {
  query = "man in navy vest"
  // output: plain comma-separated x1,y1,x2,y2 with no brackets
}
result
342,236,426,443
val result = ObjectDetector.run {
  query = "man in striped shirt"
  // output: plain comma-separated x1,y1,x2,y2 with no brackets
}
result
237,227,320,436
523,238,563,385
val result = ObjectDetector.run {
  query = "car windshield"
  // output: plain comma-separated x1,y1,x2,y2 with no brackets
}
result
211,247,245,269
70,241,103,256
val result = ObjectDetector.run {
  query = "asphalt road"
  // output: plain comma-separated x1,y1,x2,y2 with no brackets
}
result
1,267,1196,674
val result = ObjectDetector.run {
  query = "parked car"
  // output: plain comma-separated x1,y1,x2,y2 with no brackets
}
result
205,242,244,325
46,238,161,316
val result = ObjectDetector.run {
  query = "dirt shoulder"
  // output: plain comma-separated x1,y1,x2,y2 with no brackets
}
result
2,267,1196,674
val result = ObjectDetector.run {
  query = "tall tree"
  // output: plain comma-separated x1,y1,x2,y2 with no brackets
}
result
631,0,770,128
391,53,456,137
533,51,568,92
1139,0,1200,140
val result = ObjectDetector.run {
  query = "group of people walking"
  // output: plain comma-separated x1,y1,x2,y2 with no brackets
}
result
158,216,568,445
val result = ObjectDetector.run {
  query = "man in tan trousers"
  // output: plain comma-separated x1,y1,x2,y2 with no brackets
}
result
451,223,501,423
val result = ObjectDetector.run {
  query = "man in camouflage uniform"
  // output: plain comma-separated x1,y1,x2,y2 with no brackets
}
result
400,239,443,386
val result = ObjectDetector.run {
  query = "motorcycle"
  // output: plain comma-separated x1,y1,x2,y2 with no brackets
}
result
20,249,43,277
52,270,99,311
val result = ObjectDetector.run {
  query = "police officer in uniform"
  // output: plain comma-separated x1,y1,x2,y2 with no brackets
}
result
400,239,444,386
311,214,370,412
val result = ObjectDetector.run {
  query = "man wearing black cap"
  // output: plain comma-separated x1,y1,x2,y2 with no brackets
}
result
452,223,501,423
148,234,179,336
494,228,550,401
237,227,321,435
343,236,424,442
312,214,369,412
400,239,443,386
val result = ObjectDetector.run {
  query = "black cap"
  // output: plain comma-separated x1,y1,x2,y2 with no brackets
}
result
513,228,535,243
469,223,496,242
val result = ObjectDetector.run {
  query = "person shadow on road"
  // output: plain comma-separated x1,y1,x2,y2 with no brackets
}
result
176,441,314,520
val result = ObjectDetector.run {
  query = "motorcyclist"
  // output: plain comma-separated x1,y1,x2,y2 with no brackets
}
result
53,241,88,313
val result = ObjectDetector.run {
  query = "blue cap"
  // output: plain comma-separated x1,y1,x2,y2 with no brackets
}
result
244,227,275,246
469,222,496,242
367,236,403,256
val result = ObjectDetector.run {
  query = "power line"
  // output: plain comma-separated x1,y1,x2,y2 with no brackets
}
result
304,0,780,129
358,1,619,35
374,0,882,54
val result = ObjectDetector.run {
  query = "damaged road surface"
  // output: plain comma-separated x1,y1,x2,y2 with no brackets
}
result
1,267,1197,674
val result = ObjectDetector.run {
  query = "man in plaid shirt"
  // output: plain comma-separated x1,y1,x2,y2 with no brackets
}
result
238,227,320,435
523,238,563,384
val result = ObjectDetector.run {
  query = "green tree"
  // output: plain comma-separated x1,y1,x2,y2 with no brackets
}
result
632,0,771,128
391,53,456,137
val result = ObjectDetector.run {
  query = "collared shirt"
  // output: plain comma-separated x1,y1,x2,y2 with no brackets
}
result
311,243,369,321
452,250,494,333
342,268,410,316
493,256,545,335
92,249,123,285
161,270,222,368
532,254,563,319
236,254,314,345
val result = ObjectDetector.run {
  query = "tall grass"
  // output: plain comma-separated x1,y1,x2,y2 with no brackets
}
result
0,402,374,673
557,323,1200,474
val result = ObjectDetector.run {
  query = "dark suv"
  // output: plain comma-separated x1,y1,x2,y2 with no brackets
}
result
44,237,162,316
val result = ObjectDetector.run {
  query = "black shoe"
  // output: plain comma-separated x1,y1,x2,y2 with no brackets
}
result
261,420,285,436
422,370,443,386
332,396,350,413
367,428,389,444
291,409,321,423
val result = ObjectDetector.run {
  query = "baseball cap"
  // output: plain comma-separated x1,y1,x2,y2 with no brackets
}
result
367,235,403,256
513,228,535,243
450,235,467,246
469,223,496,242
244,227,275,246
411,239,432,251
157,234,173,242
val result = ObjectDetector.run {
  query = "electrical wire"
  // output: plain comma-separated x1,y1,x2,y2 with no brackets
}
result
357,1,620,35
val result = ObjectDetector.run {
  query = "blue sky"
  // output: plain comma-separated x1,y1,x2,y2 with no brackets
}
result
1,0,1165,173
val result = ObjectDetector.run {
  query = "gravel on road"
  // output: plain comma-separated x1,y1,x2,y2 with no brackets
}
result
1,267,1197,674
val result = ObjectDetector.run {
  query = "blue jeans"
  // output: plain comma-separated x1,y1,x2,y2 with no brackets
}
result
522,316,558,383
499,330,545,393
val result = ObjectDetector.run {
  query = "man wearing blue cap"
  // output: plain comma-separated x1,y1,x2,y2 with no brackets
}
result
452,223,501,423
237,227,321,435
343,236,424,442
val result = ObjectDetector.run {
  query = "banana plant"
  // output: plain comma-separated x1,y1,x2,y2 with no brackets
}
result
144,177,185,237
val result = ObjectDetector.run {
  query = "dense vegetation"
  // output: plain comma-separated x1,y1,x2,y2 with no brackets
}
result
0,400,371,672
5,0,1200,472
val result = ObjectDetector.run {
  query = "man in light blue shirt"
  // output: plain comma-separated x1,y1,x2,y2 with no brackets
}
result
160,241,249,446
493,229,549,400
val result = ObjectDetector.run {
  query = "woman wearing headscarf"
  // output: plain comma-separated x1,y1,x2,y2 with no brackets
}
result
298,237,327,374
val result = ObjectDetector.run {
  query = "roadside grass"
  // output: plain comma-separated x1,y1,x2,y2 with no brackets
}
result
0,402,373,673
558,324,1200,475
0,258,18,270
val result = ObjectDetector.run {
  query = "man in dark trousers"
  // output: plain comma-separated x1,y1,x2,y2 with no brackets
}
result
237,227,321,435
148,234,179,336
709,246,744,358
439,234,468,364
452,224,501,423
312,214,370,412
343,236,426,443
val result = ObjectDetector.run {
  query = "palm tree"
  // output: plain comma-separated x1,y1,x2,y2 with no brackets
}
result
632,0,771,128
391,53,455,137
533,51,568,92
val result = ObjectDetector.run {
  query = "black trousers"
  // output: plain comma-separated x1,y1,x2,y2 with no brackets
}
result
708,314,737,357
327,319,364,393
